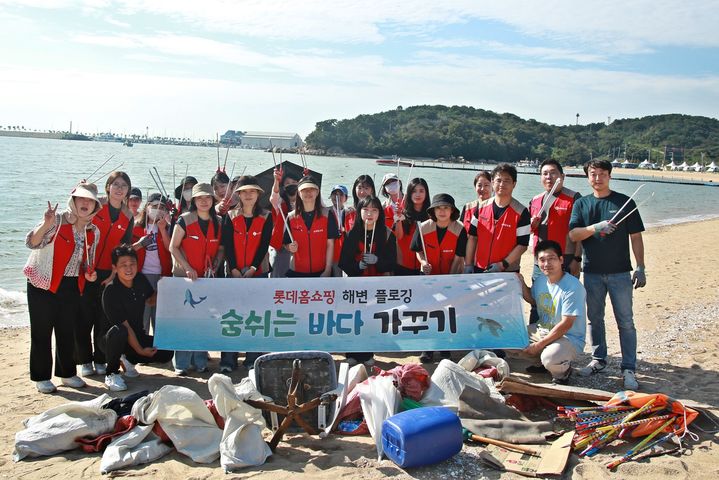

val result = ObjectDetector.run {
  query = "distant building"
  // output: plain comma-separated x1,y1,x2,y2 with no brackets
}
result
220,130,303,149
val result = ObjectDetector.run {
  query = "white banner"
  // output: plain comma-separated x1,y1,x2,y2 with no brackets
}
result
154,273,528,352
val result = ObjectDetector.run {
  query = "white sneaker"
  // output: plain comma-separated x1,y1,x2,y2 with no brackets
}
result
623,370,639,390
577,359,607,377
60,376,86,388
80,363,95,376
95,363,107,375
36,380,56,394
105,373,127,392
121,355,139,378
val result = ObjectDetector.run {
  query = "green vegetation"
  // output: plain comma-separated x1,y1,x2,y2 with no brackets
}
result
305,105,719,165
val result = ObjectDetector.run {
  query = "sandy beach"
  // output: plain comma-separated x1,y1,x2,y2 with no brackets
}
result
2,219,718,479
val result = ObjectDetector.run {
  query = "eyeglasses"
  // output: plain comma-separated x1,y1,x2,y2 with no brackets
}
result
110,182,129,190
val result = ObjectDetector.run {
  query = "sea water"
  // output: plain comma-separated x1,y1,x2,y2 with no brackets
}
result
2,136,718,326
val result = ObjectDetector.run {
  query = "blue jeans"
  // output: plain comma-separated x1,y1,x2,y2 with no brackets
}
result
174,350,208,371
584,272,636,371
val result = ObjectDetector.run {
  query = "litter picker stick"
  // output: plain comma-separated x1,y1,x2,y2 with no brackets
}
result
223,145,230,171
221,161,237,203
148,169,165,197
364,220,368,254
334,194,343,234
216,133,220,171
417,220,427,261
278,205,294,244
85,154,115,181
152,167,169,198
369,222,376,253
536,177,562,220
400,160,415,209
609,184,645,223
614,192,654,226
89,162,124,184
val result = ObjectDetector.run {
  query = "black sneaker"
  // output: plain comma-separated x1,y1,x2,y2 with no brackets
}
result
526,364,549,374
419,351,434,364
552,370,572,385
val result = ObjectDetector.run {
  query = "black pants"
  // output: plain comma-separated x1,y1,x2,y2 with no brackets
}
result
27,278,81,381
101,323,173,375
76,269,111,364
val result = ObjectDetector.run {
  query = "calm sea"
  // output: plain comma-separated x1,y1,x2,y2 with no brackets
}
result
2,136,718,326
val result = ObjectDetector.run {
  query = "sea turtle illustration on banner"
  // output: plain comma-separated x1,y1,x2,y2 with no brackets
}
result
184,289,207,308
477,316,504,337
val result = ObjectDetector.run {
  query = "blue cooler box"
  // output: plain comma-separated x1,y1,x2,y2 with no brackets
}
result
381,406,463,468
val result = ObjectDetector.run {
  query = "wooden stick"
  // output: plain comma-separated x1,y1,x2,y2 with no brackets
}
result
469,434,540,456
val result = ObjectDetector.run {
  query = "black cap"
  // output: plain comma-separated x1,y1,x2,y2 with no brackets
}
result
174,176,198,199
147,192,169,204
129,187,142,200
427,193,459,215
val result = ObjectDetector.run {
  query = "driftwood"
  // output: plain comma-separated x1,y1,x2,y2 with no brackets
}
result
497,375,613,402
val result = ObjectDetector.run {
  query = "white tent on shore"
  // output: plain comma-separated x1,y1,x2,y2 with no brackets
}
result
705,161,719,173
691,162,703,172
678,161,690,171
665,161,679,171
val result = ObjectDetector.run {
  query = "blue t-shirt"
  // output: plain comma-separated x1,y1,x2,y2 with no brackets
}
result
531,272,586,353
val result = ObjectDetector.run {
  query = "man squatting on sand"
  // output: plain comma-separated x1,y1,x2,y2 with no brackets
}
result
24,160,648,393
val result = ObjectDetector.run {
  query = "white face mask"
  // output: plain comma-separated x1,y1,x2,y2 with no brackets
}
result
385,182,400,195
182,189,193,201
147,208,160,221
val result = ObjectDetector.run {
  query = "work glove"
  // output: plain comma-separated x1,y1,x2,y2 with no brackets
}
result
632,266,646,289
358,260,368,270
138,234,154,248
592,220,616,237
485,262,503,273
362,253,378,265
463,264,475,274
420,263,432,275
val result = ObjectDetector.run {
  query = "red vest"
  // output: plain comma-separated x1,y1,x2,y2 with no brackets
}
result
462,199,481,233
471,198,528,270
132,224,172,276
229,209,270,275
177,213,221,277
528,188,578,253
92,201,132,271
269,202,289,250
288,208,330,274
50,223,96,294
420,220,463,275
344,208,357,232
396,222,420,271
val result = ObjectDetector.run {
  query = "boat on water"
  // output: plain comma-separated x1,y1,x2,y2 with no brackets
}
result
123,139,133,147
376,158,412,167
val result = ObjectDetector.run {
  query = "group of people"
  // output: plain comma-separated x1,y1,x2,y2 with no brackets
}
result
25,158,646,394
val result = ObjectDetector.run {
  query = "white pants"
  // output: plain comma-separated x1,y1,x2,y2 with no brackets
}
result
527,324,578,379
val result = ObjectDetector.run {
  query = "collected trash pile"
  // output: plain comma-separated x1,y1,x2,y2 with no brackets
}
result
13,350,701,476
559,391,699,469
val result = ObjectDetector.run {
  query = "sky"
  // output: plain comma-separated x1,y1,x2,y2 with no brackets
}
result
1,0,718,140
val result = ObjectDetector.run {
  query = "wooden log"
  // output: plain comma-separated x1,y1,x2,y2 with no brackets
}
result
497,375,613,402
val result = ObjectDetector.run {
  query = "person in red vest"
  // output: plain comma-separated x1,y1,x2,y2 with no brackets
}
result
527,159,582,326
77,171,134,379
464,164,531,274
380,173,404,229
131,193,172,335
343,174,376,235
328,184,349,276
284,176,339,277
269,169,299,278
24,182,101,393
411,193,467,363
460,171,493,233
173,175,198,216
221,175,274,371
393,177,430,276
338,195,396,365
169,182,224,375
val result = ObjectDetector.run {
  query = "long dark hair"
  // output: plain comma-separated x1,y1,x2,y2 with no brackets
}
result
346,196,388,254
190,194,220,232
402,178,430,230
351,175,376,209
